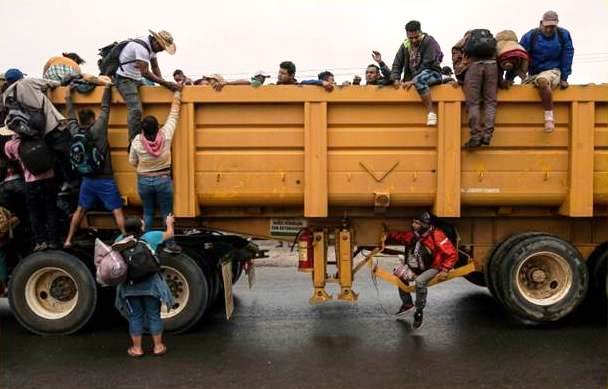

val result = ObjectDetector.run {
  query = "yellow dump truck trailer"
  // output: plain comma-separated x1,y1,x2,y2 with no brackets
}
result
7,84,608,334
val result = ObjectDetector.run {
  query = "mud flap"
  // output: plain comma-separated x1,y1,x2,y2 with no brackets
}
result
221,261,234,320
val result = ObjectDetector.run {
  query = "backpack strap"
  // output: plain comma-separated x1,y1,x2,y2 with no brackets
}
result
118,38,152,70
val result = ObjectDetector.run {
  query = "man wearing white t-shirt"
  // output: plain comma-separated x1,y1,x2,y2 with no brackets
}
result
115,30,180,142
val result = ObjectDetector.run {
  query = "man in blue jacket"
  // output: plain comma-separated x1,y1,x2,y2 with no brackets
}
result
520,11,574,133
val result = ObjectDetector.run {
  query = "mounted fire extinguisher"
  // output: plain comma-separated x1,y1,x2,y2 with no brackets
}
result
295,228,314,272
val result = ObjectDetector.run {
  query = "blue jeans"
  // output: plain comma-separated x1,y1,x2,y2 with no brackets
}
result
115,75,143,143
412,69,442,95
125,296,163,336
137,175,174,240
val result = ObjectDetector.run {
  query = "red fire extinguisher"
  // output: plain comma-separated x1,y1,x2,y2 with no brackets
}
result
296,228,314,272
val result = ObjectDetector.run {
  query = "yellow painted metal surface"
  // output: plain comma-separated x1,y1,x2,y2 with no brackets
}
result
50,84,608,219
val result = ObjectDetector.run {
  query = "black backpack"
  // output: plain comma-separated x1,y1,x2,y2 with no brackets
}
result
4,84,46,136
70,130,104,175
464,29,497,59
97,39,150,76
119,239,161,282
18,138,55,175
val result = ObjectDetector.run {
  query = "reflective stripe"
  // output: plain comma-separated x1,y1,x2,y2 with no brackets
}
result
439,238,449,246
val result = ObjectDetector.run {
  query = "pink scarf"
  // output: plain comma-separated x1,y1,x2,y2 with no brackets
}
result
141,131,166,158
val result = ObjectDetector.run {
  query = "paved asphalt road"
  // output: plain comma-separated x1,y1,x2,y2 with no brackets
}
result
1,268,606,389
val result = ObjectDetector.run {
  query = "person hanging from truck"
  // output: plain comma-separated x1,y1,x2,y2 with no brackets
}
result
495,30,529,89
1,68,76,191
390,20,444,126
520,11,574,133
384,211,458,329
452,30,498,149
301,71,335,92
172,69,193,85
63,84,127,248
100,30,180,143
113,215,176,357
128,84,183,254
43,52,85,82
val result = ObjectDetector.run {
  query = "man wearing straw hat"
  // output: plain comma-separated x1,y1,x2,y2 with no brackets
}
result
115,29,180,143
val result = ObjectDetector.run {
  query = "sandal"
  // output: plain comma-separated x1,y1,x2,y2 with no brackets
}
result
128,347,144,358
153,344,167,356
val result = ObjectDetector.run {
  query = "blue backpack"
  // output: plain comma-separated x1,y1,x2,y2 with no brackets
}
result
70,130,104,175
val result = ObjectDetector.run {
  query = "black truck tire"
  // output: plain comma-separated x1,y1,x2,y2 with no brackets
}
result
495,235,588,322
8,251,97,335
485,232,546,302
589,249,608,313
159,253,209,334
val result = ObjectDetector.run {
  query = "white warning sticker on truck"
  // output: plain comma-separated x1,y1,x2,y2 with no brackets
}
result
270,219,307,237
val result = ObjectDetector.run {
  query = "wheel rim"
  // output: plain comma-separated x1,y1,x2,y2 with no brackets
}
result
24,267,78,320
515,251,573,306
160,266,190,320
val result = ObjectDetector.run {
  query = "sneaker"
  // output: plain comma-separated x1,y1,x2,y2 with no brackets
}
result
426,112,438,126
481,133,493,146
163,241,182,254
413,310,424,329
464,137,483,149
396,303,414,316
544,120,555,133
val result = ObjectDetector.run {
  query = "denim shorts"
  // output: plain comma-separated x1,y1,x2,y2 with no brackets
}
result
78,177,123,211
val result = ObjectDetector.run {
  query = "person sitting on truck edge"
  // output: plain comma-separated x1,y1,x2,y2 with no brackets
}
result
384,211,457,329
114,215,176,358
63,85,127,248
301,71,335,92
43,52,85,82
452,30,498,149
277,61,297,85
520,11,574,133
495,30,529,89
172,69,193,85
129,84,183,254
114,30,180,143
390,20,444,126
366,51,392,85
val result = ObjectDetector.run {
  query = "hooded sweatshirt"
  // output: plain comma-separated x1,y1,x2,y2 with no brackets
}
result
129,91,181,174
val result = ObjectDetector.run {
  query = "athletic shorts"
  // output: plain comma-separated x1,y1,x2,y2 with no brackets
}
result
78,177,123,211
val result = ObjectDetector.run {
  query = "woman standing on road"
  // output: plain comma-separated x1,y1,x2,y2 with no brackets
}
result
114,214,176,357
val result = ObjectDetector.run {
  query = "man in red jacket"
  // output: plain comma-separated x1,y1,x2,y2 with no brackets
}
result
385,211,458,328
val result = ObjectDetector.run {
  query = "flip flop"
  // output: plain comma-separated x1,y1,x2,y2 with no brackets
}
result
128,347,144,358
153,345,167,357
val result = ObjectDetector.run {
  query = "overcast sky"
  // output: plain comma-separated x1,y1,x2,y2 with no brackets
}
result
2,0,607,84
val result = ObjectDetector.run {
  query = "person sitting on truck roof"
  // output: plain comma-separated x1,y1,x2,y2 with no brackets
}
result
301,71,335,92
63,84,127,248
114,29,180,143
277,61,297,85
520,10,574,133
390,20,444,126
128,84,183,254
495,30,529,89
452,30,498,149
114,215,176,358
366,51,392,85
384,211,457,329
